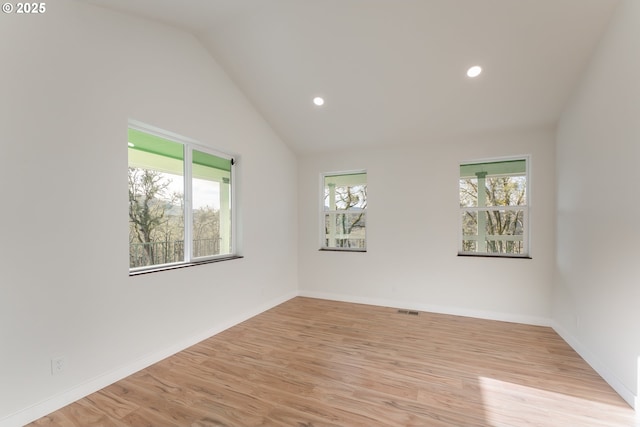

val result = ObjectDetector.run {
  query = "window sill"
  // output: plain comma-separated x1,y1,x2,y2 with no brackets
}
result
129,255,243,276
319,248,367,253
457,253,531,259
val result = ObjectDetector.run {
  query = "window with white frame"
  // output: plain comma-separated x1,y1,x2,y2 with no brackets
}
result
128,123,236,272
321,171,367,251
459,158,529,257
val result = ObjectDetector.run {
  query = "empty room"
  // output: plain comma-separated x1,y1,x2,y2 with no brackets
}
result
1,0,639,426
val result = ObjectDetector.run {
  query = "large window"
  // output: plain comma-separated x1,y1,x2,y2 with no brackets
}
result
321,171,367,251
459,158,529,257
128,123,235,272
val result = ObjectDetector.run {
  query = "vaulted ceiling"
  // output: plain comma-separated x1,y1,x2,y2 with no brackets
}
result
83,0,620,153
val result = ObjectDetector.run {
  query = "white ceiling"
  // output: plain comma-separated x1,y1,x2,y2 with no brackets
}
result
83,0,620,153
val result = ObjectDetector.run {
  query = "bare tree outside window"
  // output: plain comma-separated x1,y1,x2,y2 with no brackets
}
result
128,168,184,267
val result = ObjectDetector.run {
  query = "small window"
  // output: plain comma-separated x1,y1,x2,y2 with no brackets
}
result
459,158,529,257
128,123,235,272
321,171,367,251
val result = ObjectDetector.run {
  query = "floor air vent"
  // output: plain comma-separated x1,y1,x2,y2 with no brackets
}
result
397,309,419,316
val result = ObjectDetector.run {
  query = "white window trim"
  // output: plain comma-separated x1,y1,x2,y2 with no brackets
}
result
458,155,531,258
320,169,367,252
128,120,239,274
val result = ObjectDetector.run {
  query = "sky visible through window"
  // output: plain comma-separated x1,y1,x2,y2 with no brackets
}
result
163,172,221,210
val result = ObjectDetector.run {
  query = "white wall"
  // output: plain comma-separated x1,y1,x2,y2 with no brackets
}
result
0,1,297,425
553,0,640,408
298,127,556,325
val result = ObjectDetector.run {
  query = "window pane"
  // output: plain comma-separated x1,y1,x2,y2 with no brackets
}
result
128,137,185,268
192,150,232,257
461,210,478,252
324,173,367,211
461,209,524,255
459,177,478,207
483,209,525,237
484,176,526,207
324,212,366,249
460,160,526,207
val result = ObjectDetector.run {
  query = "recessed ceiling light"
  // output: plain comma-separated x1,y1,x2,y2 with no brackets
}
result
467,66,482,78
128,142,135,147
313,96,325,106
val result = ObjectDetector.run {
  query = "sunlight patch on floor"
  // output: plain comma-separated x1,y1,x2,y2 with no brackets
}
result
478,376,638,427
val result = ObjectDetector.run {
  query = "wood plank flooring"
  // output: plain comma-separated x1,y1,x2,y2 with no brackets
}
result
29,297,638,426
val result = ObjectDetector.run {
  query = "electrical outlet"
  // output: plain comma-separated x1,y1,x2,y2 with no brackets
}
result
51,357,65,375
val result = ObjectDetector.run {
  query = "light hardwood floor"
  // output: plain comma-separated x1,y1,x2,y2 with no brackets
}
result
29,297,638,426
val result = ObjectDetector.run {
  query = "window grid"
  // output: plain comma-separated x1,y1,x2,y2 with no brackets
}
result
459,157,530,257
321,171,367,251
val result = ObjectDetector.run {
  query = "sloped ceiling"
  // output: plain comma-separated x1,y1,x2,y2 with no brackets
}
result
82,0,620,153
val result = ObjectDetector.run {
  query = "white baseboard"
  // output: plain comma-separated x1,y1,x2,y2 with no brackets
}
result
551,321,637,410
1,291,297,427
298,290,552,327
